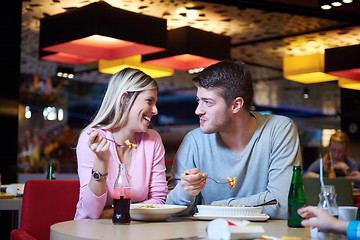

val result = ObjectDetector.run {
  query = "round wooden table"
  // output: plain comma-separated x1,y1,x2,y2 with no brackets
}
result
51,218,311,240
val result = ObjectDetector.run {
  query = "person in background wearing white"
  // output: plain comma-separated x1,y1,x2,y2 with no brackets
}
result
298,206,359,240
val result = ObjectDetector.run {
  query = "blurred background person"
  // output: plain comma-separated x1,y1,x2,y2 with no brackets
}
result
304,131,358,181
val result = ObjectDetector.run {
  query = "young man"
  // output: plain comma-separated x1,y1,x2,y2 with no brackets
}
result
166,61,301,219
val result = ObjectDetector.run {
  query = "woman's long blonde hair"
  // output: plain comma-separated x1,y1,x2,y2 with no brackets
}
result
84,68,157,131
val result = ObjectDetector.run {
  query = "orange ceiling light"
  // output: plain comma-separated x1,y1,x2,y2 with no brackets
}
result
325,44,360,90
99,55,174,79
40,51,97,65
338,77,360,90
39,1,167,64
283,53,338,84
142,26,231,71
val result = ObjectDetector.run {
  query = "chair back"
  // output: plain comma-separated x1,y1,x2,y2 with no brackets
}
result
13,179,79,240
303,177,354,206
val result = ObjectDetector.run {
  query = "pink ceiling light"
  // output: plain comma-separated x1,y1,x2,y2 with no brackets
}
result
326,44,360,90
39,1,167,64
142,26,231,71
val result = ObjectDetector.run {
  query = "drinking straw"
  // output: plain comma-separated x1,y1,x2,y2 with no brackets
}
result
329,152,334,171
328,152,336,177
319,154,330,209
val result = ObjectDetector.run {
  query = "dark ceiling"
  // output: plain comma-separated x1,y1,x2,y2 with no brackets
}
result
203,0,360,22
20,0,358,125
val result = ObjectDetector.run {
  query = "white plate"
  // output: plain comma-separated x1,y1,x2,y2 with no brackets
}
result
193,213,270,221
130,204,187,221
197,205,263,217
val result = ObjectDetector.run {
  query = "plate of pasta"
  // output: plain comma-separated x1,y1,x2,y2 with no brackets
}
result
130,204,187,221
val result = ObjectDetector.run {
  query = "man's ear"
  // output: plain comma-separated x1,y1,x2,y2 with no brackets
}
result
232,97,244,113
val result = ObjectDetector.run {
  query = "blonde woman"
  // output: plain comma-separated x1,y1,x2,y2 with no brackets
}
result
304,131,357,178
75,68,168,220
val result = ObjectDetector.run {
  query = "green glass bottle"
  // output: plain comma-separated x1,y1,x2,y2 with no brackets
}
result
287,165,306,228
46,161,56,180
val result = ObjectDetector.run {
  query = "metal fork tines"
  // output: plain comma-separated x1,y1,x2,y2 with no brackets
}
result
207,177,229,184
87,132,127,148
172,177,229,185
103,138,127,148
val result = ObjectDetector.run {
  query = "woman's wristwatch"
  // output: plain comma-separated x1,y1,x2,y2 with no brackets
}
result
92,169,108,181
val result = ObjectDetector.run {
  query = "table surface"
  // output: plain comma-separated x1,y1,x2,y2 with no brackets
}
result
51,218,311,240
0,197,23,228
0,197,22,211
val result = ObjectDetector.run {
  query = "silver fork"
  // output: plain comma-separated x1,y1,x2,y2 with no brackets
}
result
207,177,229,184
87,132,127,148
172,177,229,185
103,137,127,148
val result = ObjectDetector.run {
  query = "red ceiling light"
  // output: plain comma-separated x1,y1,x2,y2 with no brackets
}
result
39,1,167,64
329,68,360,80
142,26,231,71
40,51,97,65
326,44,360,80
326,44,360,90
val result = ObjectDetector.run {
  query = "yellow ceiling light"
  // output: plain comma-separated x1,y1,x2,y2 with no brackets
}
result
338,77,360,90
283,53,338,84
98,55,174,79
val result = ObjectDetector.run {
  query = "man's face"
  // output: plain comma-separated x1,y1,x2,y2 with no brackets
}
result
195,87,233,134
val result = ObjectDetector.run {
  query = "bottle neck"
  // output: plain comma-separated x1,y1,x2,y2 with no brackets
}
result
119,163,128,173
46,162,55,179
115,163,130,187
291,166,303,184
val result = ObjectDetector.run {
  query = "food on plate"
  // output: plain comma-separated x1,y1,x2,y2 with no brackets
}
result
124,139,137,149
226,177,237,189
258,236,278,240
139,205,157,208
205,205,249,207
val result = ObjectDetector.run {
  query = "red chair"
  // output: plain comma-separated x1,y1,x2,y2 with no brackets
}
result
10,180,80,240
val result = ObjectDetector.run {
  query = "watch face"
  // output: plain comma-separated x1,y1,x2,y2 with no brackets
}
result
92,169,107,181
93,171,101,180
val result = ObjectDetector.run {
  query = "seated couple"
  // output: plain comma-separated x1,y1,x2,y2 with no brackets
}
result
74,61,301,220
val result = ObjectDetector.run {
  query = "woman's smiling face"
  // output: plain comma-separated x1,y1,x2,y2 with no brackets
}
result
127,89,158,132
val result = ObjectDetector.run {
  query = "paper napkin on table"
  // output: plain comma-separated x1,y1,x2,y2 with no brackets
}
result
206,219,265,240
207,219,231,240
6,184,24,196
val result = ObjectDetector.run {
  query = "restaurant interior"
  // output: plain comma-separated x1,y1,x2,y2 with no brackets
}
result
1,0,360,238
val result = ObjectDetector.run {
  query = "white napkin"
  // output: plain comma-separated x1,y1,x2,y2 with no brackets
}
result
6,184,25,196
207,219,231,240
207,219,266,240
